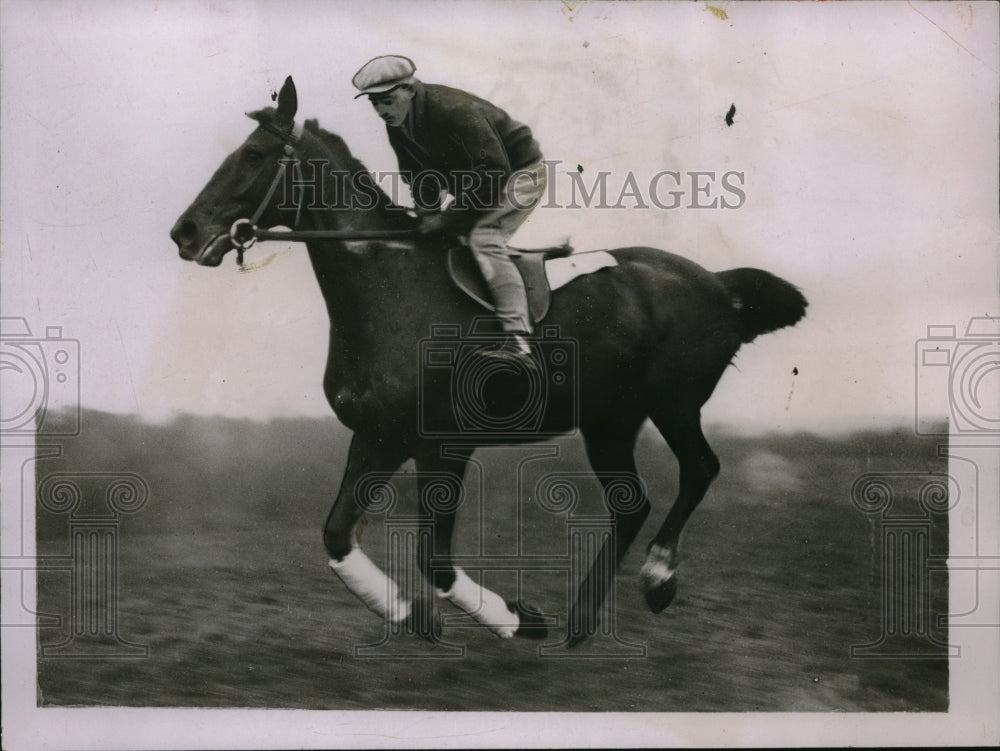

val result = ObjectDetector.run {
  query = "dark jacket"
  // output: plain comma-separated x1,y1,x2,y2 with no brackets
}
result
386,81,543,217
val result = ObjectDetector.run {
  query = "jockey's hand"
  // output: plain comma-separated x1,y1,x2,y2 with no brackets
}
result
418,212,448,235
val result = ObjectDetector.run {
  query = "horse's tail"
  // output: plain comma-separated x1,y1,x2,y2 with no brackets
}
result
716,268,808,343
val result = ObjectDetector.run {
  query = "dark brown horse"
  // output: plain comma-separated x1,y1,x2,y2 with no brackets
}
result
170,77,807,646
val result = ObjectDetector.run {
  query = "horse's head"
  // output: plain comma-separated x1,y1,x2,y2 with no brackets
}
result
170,76,303,266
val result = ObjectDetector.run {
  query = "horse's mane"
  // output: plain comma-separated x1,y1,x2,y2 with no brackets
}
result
301,119,369,182
302,118,410,223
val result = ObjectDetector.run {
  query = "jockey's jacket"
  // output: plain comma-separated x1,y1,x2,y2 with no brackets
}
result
386,80,543,221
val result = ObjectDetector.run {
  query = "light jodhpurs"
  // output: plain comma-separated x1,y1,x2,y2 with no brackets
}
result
467,161,548,334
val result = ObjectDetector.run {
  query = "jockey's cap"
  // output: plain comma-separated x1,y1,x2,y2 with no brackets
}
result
352,55,417,98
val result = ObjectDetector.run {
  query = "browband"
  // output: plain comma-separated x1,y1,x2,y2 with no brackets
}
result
252,117,305,150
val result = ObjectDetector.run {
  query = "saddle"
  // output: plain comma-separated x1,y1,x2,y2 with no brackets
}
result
447,241,573,324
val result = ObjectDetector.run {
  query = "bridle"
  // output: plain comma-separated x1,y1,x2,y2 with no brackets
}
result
228,118,415,266
228,118,305,266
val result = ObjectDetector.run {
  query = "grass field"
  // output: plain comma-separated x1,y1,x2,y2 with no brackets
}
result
35,411,948,711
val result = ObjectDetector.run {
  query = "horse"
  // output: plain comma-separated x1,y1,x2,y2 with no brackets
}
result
170,76,807,646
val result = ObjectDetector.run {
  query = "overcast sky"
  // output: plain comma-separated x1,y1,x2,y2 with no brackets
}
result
1,0,997,432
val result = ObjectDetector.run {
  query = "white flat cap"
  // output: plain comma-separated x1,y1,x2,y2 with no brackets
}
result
352,55,416,98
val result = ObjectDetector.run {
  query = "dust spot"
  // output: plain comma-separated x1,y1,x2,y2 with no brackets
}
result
238,249,290,273
742,451,803,495
706,5,729,21
560,0,583,22
907,0,992,71
725,103,736,126
958,3,973,30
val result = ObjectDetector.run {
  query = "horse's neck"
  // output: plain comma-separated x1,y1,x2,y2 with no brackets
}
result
305,240,441,389
304,239,379,311
302,234,431,346
295,127,405,234
296,128,437,360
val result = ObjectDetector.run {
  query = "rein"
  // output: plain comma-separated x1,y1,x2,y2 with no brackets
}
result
229,222,417,264
229,119,416,265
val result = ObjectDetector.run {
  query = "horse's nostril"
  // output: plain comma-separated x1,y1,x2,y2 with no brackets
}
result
170,217,198,245
178,219,198,240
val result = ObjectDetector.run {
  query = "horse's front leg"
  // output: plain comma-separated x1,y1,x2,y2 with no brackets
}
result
415,445,546,640
325,434,411,623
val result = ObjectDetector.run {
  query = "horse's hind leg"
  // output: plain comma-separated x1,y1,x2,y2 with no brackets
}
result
324,434,411,624
569,425,651,645
416,445,547,640
641,407,720,612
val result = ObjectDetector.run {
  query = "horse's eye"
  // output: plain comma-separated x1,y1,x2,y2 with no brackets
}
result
246,149,264,162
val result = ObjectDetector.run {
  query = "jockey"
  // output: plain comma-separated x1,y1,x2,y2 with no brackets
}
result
352,54,546,363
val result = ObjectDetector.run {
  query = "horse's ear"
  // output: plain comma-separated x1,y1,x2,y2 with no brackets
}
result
276,76,297,124
246,108,267,125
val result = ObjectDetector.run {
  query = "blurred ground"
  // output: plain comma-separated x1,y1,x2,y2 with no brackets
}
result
35,410,948,710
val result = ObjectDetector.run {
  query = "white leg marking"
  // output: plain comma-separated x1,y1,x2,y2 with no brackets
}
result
329,548,411,623
437,568,519,639
640,544,677,589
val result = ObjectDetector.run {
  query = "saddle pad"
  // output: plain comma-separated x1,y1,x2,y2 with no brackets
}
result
545,250,618,290
447,247,619,324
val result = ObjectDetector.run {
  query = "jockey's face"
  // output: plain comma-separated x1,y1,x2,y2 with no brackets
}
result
368,86,414,128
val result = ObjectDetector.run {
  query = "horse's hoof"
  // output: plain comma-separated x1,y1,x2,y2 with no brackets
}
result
507,601,548,640
566,630,590,649
644,576,678,614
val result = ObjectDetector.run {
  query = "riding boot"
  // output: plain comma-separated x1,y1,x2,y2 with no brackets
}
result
478,331,537,368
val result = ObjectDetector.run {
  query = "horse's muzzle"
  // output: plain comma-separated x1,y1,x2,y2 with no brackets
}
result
170,217,201,255
170,215,230,266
